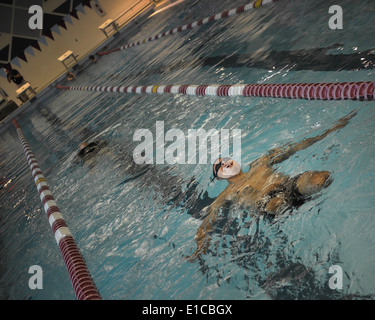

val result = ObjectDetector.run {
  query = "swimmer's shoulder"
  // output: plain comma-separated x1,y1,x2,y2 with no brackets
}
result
247,155,272,170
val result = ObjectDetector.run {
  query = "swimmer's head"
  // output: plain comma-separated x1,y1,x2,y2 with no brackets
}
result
79,142,89,150
213,157,241,180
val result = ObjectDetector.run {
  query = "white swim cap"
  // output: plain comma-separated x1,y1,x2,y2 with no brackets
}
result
213,157,241,180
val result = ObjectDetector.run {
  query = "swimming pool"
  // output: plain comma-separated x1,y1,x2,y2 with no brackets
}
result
1,0,375,300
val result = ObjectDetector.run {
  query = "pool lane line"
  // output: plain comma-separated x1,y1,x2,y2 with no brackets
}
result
98,0,279,56
12,118,102,301
55,81,375,101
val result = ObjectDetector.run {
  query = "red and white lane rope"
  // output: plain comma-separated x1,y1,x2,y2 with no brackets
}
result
98,0,279,56
56,81,375,101
12,119,102,300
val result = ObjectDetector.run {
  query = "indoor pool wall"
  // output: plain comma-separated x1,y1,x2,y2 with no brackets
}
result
1,0,375,300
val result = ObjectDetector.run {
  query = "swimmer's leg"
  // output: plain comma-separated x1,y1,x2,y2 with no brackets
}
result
295,171,332,196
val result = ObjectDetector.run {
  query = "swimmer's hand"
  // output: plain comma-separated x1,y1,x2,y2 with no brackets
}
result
330,109,357,131
184,252,199,263
184,245,206,263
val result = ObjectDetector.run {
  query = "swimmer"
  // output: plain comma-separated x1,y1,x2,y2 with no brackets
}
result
188,110,357,260
73,140,108,165
5,68,26,86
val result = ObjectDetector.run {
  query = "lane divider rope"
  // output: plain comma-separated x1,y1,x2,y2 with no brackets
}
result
12,118,102,300
98,0,279,56
56,81,375,101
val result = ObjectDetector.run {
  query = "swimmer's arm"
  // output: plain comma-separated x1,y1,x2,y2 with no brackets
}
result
267,110,357,165
187,196,225,261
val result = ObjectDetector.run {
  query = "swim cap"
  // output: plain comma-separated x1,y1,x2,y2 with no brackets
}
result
213,157,241,180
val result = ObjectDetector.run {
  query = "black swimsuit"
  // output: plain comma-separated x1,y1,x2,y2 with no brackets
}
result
257,174,306,214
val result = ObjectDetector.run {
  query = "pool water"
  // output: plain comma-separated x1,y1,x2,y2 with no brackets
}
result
1,0,375,300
